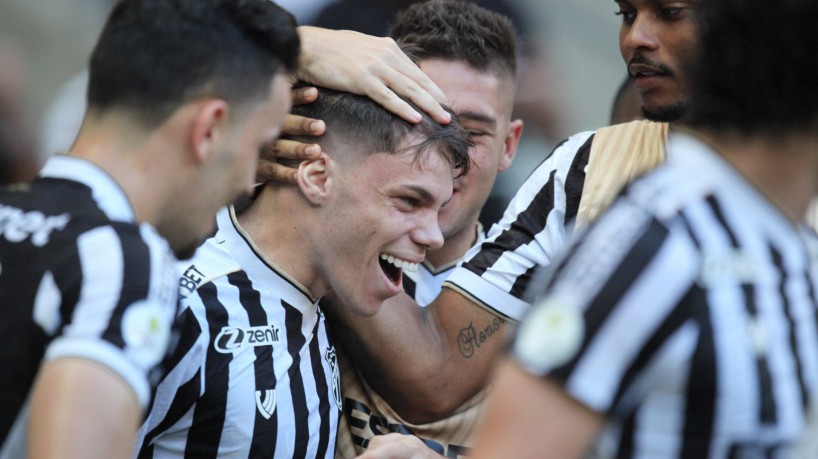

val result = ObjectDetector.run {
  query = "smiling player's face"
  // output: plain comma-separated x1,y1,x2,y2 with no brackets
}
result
316,145,454,316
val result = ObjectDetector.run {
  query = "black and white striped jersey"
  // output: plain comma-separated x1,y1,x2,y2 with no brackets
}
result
513,133,818,458
443,131,595,321
135,207,341,459
0,155,179,450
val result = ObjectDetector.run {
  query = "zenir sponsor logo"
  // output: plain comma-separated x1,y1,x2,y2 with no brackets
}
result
214,324,280,354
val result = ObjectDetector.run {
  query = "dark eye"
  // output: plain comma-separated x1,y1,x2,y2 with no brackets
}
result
401,197,420,209
615,9,636,24
659,7,682,18
469,131,488,138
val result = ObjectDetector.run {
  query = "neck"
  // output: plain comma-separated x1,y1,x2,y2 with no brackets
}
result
236,186,327,298
696,128,818,223
68,115,177,227
425,221,480,269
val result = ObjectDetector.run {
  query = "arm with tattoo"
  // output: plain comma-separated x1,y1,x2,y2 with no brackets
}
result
324,288,512,424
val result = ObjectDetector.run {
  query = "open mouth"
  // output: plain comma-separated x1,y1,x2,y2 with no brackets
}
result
379,253,419,286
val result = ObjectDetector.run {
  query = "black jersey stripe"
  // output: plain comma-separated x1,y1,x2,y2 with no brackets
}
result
510,264,538,299
770,244,810,409
469,134,590,277
228,271,279,457
308,317,332,458
144,306,202,422
136,368,201,459
803,263,818,408
185,282,230,459
103,224,152,349
611,288,693,412
564,134,594,224
706,196,777,424
615,407,638,459
403,276,417,299
464,168,557,277
679,284,717,458
283,299,310,457
551,218,670,381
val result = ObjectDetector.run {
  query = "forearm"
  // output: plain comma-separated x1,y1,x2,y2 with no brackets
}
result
326,289,512,423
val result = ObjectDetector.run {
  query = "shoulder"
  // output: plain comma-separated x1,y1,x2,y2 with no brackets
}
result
177,236,243,300
543,130,596,168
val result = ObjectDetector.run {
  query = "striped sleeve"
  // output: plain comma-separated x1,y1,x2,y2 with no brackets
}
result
512,201,700,415
44,222,179,408
444,131,595,321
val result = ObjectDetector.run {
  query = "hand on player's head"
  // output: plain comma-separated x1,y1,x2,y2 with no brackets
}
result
257,86,327,185
295,26,451,125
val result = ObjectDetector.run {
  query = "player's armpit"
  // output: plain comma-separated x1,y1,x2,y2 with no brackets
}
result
469,360,604,459
326,288,513,424
28,358,141,459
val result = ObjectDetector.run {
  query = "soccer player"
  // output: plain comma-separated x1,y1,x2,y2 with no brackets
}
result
326,2,523,456
472,0,818,455
132,87,470,457
327,0,704,431
0,1,298,457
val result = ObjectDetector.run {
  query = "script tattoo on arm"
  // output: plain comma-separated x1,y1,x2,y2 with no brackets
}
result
458,317,505,358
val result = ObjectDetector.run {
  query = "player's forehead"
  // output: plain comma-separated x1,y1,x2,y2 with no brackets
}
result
369,149,452,197
420,59,510,110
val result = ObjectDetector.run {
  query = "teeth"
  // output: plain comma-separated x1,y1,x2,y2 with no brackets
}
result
380,253,419,273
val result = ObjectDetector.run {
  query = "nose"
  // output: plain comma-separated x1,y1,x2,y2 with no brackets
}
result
621,15,660,55
413,210,445,251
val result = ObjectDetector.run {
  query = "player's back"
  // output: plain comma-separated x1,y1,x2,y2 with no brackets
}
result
0,167,178,447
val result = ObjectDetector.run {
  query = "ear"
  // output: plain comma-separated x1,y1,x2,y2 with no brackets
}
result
189,99,230,163
296,153,332,205
497,118,524,173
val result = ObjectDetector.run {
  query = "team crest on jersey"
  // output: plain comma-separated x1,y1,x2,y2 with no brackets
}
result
255,389,277,419
325,346,342,410
514,294,584,374
122,300,173,367
214,324,281,354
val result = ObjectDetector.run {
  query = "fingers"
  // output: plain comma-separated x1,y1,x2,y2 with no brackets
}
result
270,139,322,161
292,86,318,106
360,71,451,125
295,26,451,125
280,113,326,138
355,41,451,125
355,434,444,459
255,161,298,185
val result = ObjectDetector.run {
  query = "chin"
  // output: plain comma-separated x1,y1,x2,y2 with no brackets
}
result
173,236,208,260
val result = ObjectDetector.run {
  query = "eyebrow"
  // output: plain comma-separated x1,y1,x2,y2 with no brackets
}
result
404,184,436,205
458,110,497,129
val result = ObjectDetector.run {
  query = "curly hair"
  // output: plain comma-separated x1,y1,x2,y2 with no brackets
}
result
389,0,517,78
687,0,818,135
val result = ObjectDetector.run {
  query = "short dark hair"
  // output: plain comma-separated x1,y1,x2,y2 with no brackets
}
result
288,86,472,178
388,0,517,77
87,0,300,128
687,0,818,135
